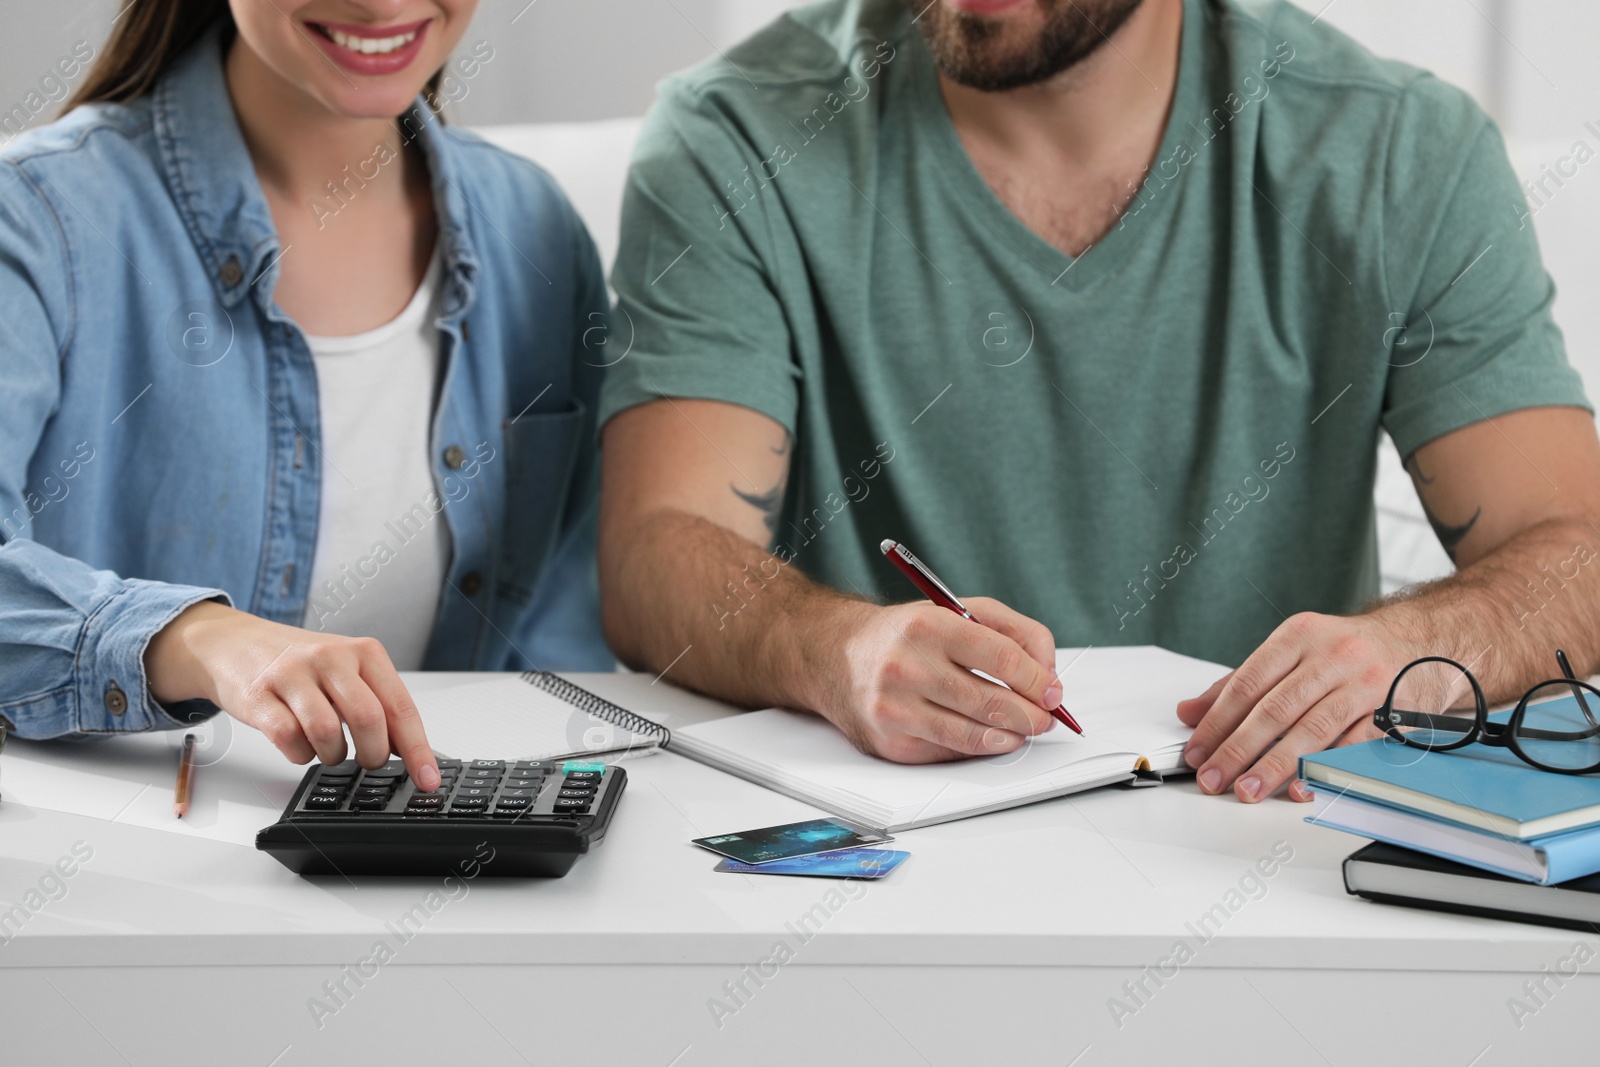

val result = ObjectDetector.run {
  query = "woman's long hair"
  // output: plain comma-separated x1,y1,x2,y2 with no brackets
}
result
66,0,444,111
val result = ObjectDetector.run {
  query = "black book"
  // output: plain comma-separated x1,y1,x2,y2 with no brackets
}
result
1344,842,1600,933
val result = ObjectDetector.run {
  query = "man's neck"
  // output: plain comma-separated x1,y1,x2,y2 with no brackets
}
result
938,0,1185,166
936,0,1185,257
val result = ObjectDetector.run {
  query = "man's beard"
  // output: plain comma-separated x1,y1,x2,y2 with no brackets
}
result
906,0,1147,92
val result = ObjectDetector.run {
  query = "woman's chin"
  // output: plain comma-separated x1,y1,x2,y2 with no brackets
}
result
315,84,438,122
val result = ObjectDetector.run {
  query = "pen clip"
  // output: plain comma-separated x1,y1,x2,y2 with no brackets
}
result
889,542,968,614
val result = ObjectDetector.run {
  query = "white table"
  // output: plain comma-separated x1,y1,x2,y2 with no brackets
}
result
1,672,1593,1066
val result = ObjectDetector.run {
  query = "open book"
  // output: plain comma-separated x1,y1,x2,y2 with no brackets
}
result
667,645,1229,831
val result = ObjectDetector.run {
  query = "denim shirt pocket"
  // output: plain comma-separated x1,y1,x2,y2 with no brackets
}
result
497,399,586,603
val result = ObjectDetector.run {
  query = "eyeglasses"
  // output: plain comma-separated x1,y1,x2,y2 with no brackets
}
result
1373,650,1600,775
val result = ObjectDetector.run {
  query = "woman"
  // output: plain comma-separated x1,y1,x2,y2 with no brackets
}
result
0,0,613,793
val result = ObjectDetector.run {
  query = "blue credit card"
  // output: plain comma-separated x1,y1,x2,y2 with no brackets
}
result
693,817,892,864
715,847,909,879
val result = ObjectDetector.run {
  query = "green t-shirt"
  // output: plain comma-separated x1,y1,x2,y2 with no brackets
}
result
601,0,1589,667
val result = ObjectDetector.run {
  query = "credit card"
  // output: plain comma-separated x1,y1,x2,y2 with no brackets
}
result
715,847,909,879
692,818,892,864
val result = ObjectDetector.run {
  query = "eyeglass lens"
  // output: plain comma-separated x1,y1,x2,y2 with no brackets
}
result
1515,680,1600,771
1388,659,1478,748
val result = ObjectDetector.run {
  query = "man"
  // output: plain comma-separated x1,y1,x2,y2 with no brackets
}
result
597,0,1600,802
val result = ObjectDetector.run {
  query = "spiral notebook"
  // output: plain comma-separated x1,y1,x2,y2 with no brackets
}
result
414,672,670,762
414,647,1228,831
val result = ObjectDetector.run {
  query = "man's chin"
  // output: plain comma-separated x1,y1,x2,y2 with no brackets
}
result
909,0,1147,94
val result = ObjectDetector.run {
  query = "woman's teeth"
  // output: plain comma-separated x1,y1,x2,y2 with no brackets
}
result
325,28,419,55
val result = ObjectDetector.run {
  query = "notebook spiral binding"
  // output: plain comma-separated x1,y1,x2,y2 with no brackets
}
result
519,671,671,748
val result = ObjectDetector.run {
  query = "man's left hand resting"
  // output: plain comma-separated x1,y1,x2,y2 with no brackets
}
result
1178,406,1600,803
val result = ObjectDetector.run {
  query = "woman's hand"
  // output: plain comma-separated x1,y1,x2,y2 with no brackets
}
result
146,601,440,791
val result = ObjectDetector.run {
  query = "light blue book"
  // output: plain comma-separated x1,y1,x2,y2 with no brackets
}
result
1298,697,1600,840
1305,786,1600,885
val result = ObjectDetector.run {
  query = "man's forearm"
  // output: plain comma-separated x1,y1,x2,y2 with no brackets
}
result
600,507,869,711
1373,517,1600,700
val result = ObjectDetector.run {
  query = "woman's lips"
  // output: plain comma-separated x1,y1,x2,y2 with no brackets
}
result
304,18,432,77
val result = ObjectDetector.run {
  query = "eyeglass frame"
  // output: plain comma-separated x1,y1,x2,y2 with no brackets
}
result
1372,649,1600,775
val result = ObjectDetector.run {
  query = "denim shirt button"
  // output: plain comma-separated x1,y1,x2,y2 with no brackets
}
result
104,683,128,716
218,256,243,287
443,444,466,469
460,572,483,597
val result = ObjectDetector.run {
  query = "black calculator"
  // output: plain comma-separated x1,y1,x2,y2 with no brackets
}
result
256,757,625,877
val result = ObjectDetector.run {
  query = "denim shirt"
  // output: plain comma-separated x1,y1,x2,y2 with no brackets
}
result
0,30,614,740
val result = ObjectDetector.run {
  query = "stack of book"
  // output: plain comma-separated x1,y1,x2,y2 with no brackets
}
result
1299,710,1600,931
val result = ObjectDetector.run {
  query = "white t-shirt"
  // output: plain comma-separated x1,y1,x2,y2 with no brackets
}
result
301,255,450,669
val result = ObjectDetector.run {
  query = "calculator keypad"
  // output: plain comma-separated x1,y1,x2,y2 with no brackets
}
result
292,758,610,819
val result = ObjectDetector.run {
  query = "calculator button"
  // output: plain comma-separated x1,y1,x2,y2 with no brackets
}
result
451,795,488,807
455,786,494,798
304,795,342,809
505,775,543,787
470,760,507,770
498,788,538,799
355,786,393,798
407,795,443,807
436,758,463,768
361,771,402,781
352,797,389,811
564,771,601,782
317,773,354,784
553,802,591,814
513,760,551,771
494,797,532,811
310,785,347,798
558,788,595,798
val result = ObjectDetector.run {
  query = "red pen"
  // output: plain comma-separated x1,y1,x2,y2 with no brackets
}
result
879,539,1084,735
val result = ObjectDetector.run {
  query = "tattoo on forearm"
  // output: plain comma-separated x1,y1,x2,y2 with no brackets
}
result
731,434,792,539
1405,454,1480,562
733,483,783,537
